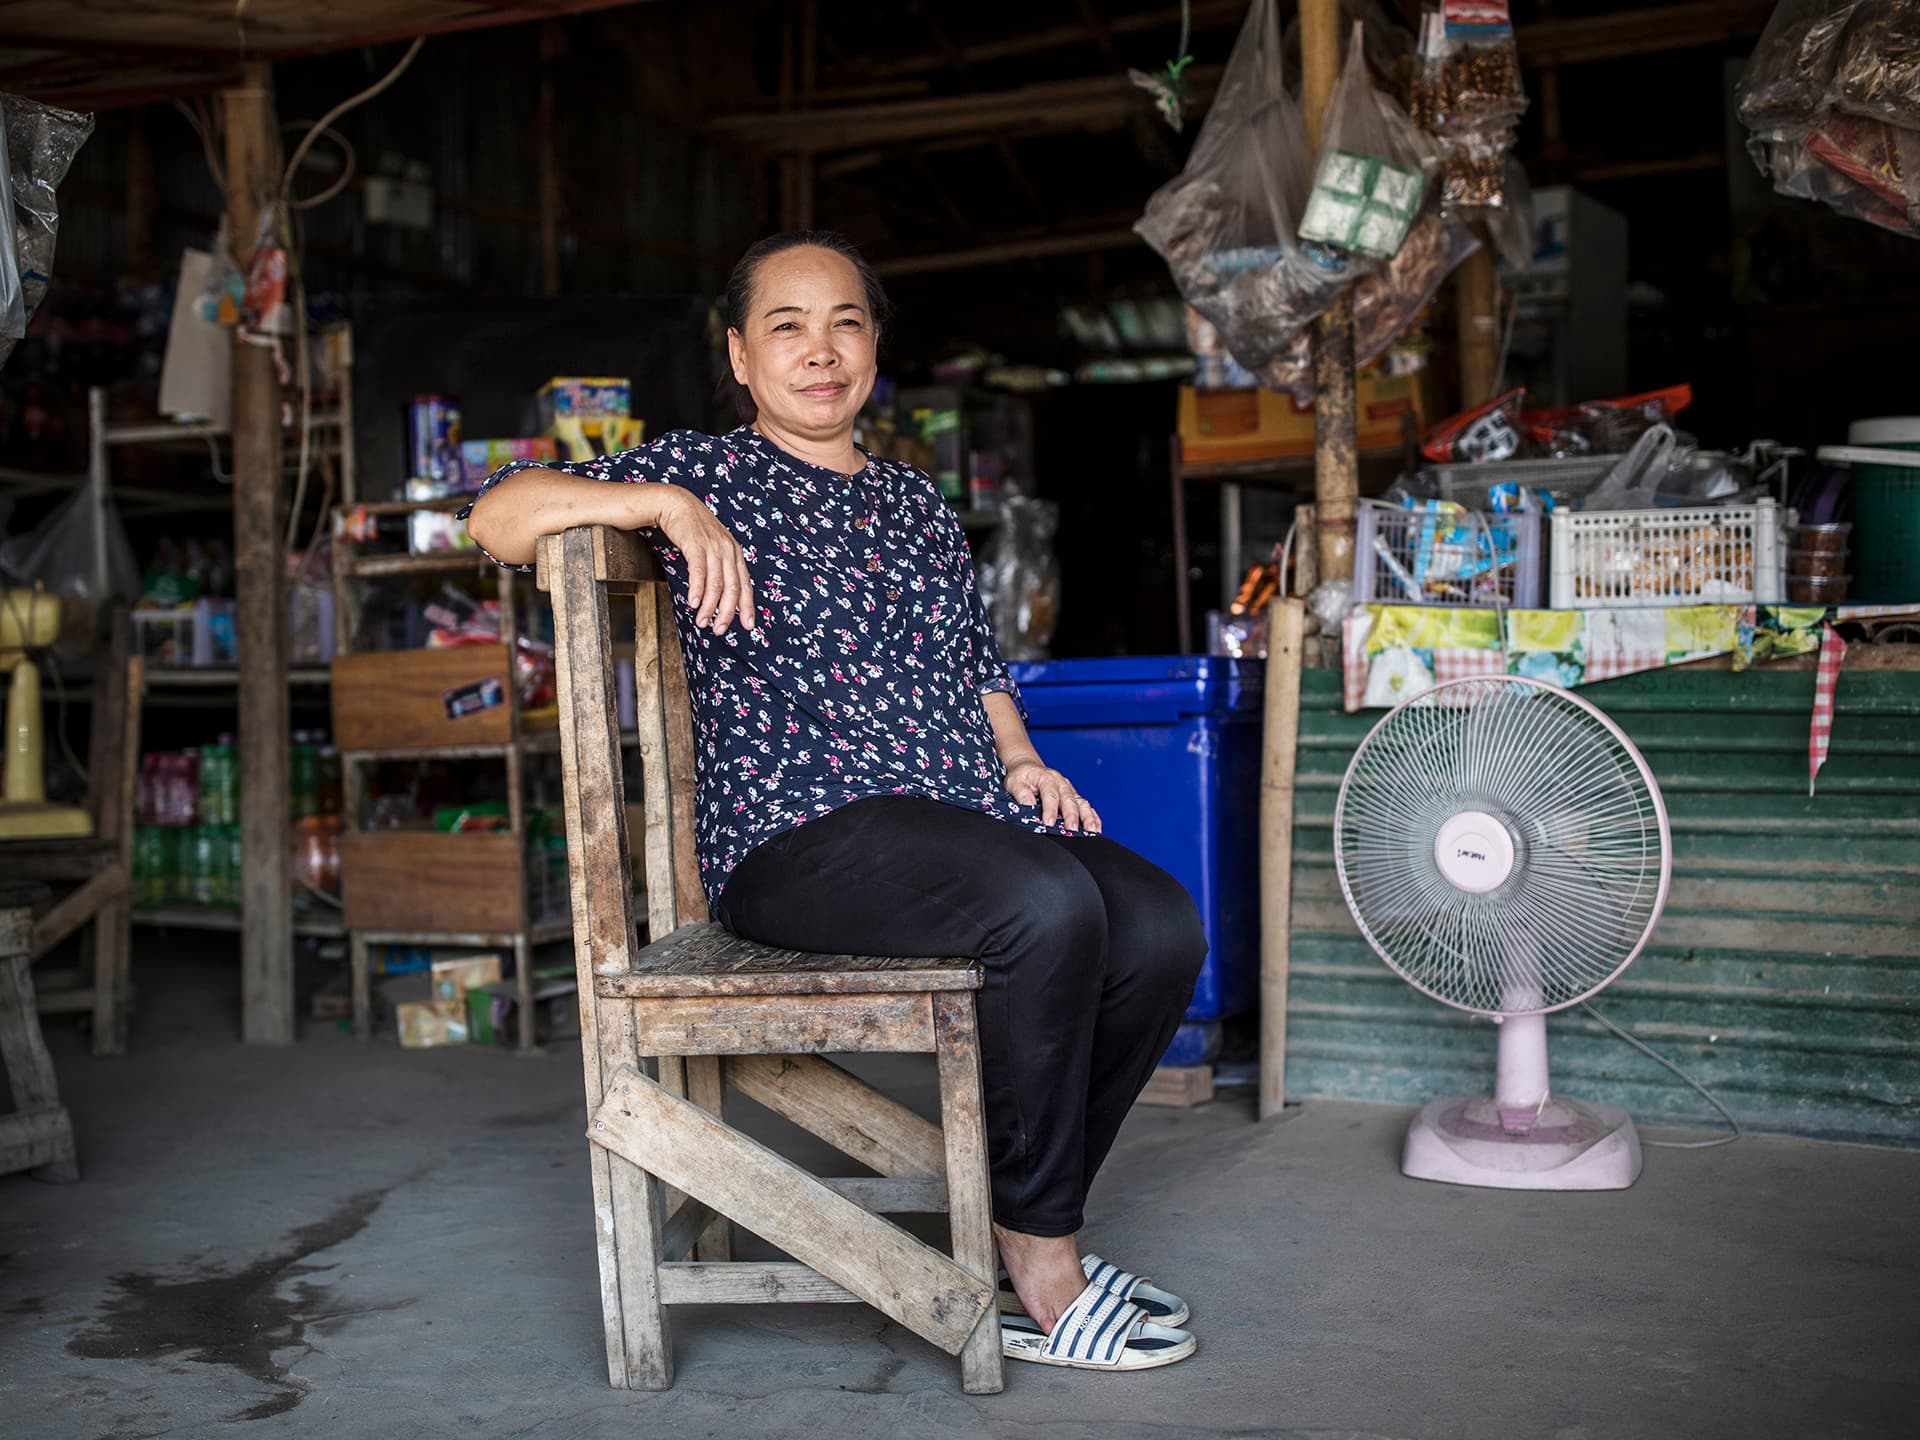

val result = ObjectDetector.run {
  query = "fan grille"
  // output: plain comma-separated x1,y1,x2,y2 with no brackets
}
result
1334,676,1671,1015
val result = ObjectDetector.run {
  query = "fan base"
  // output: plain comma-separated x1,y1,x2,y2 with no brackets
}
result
1402,1094,1644,1191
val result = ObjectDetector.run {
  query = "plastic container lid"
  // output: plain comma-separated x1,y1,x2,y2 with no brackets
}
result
1815,445,1920,469
1848,418,1920,447
1790,521,1852,533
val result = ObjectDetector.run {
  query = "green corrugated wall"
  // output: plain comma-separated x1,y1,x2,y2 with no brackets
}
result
1285,666,1920,1147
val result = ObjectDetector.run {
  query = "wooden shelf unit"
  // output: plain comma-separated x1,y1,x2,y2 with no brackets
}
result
329,496,639,1051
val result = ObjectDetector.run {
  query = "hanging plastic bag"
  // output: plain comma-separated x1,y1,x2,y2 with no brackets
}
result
0,94,95,369
1739,1,1920,137
1137,0,1356,395
1299,23,1441,260
0,127,22,338
1260,205,1480,393
1412,4,1528,211
977,483,1061,662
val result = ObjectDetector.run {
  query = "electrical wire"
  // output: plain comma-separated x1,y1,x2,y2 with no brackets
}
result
1581,1000,1744,1149
275,37,426,552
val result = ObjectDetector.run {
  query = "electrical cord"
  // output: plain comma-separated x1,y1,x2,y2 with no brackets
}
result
1581,1000,1744,1149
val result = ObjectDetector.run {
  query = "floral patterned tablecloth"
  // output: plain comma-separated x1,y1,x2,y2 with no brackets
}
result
1341,602,1920,712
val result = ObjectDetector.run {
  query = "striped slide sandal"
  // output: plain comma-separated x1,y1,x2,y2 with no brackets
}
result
999,1278,1197,1371
1000,1253,1192,1329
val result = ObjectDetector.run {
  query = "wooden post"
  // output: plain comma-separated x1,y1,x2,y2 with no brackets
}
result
125,121,155,271
1456,239,1500,408
776,3,817,230
1301,0,1357,587
537,23,564,296
226,62,294,1046
1259,597,1306,1119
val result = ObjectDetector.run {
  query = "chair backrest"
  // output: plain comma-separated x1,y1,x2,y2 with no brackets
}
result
537,525,706,982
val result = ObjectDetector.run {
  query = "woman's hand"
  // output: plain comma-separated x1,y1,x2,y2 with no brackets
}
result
655,487,755,634
1004,760,1101,834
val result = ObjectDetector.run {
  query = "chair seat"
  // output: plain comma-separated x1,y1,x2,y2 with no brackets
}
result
593,921,982,999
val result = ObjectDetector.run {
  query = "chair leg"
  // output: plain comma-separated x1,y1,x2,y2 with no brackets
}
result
90,895,129,1057
591,994,672,1388
350,932,371,1042
932,992,1006,1396
683,1055,732,1261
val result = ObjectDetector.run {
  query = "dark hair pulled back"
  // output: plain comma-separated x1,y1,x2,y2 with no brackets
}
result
723,230,892,341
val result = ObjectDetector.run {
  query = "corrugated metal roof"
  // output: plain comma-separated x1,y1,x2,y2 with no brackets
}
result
1286,665,1920,1146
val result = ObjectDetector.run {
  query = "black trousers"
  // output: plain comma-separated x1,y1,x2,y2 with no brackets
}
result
713,796,1207,1237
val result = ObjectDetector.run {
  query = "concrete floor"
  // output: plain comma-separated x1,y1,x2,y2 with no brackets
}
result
2,946,1916,1440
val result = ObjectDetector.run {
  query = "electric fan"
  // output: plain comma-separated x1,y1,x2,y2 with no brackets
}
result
1333,676,1671,1191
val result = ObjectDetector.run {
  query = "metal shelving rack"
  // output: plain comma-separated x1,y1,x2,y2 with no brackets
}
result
72,361,354,947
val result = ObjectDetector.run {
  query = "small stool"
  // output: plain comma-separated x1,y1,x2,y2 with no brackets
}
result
0,883,79,1182
540,526,1004,1394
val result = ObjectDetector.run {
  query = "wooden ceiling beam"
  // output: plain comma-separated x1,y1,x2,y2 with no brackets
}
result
872,224,1145,279
842,0,1772,90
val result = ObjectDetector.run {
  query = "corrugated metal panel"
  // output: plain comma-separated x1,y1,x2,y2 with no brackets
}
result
1286,666,1920,1147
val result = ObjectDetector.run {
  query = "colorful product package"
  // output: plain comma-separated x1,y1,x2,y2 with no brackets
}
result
406,478,477,553
538,376,646,461
456,437,558,492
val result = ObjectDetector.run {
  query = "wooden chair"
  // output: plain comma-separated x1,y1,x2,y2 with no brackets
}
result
536,525,1004,1395
0,882,80,1182
6,604,141,1055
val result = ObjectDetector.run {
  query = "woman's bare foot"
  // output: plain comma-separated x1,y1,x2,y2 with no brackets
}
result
994,1224,1087,1333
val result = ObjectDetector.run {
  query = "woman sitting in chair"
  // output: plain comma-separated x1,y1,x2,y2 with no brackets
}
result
464,231,1207,1372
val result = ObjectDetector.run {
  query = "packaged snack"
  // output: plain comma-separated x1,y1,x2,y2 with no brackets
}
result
1520,384,1694,458
1421,386,1525,463
1300,25,1441,259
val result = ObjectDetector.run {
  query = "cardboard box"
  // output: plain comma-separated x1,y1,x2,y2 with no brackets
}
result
432,952,502,1005
1177,370,1435,464
538,376,629,422
456,437,557,493
397,1000,469,1048
537,377,644,462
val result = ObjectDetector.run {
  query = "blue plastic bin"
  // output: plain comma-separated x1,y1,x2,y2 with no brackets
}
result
1007,656,1265,1052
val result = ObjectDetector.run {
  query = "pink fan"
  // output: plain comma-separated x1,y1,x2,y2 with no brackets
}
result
1333,676,1672,1190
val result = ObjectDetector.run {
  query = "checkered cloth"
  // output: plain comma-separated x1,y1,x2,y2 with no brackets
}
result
1808,622,1846,797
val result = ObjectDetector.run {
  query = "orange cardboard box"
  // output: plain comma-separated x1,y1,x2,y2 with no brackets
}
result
1177,370,1435,463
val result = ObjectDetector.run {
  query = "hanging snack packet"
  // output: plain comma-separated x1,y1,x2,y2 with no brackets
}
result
1137,0,1356,396
1300,24,1441,260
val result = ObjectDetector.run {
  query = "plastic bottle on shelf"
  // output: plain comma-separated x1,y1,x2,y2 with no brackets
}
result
289,732,318,820
177,750,203,828
198,744,224,827
181,826,210,905
133,827,163,906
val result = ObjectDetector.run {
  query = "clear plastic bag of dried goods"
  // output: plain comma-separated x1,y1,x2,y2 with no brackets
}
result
0,94,94,367
977,483,1061,663
1261,205,1480,394
1429,1,1527,134
1740,0,1920,137
1136,0,1357,395
1755,120,1920,236
1299,24,1441,260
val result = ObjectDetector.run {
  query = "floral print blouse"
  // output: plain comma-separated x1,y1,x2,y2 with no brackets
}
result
461,426,1072,905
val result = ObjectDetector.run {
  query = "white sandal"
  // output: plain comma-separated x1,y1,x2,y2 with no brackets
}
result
999,1278,1197,1371
1000,1252,1192,1329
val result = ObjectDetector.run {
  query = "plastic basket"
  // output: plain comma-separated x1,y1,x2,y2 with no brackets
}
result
1354,501,1543,609
1549,500,1784,609
1425,455,1623,510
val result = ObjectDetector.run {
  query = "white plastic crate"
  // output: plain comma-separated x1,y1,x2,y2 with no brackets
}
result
1354,501,1543,609
1549,500,1784,609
